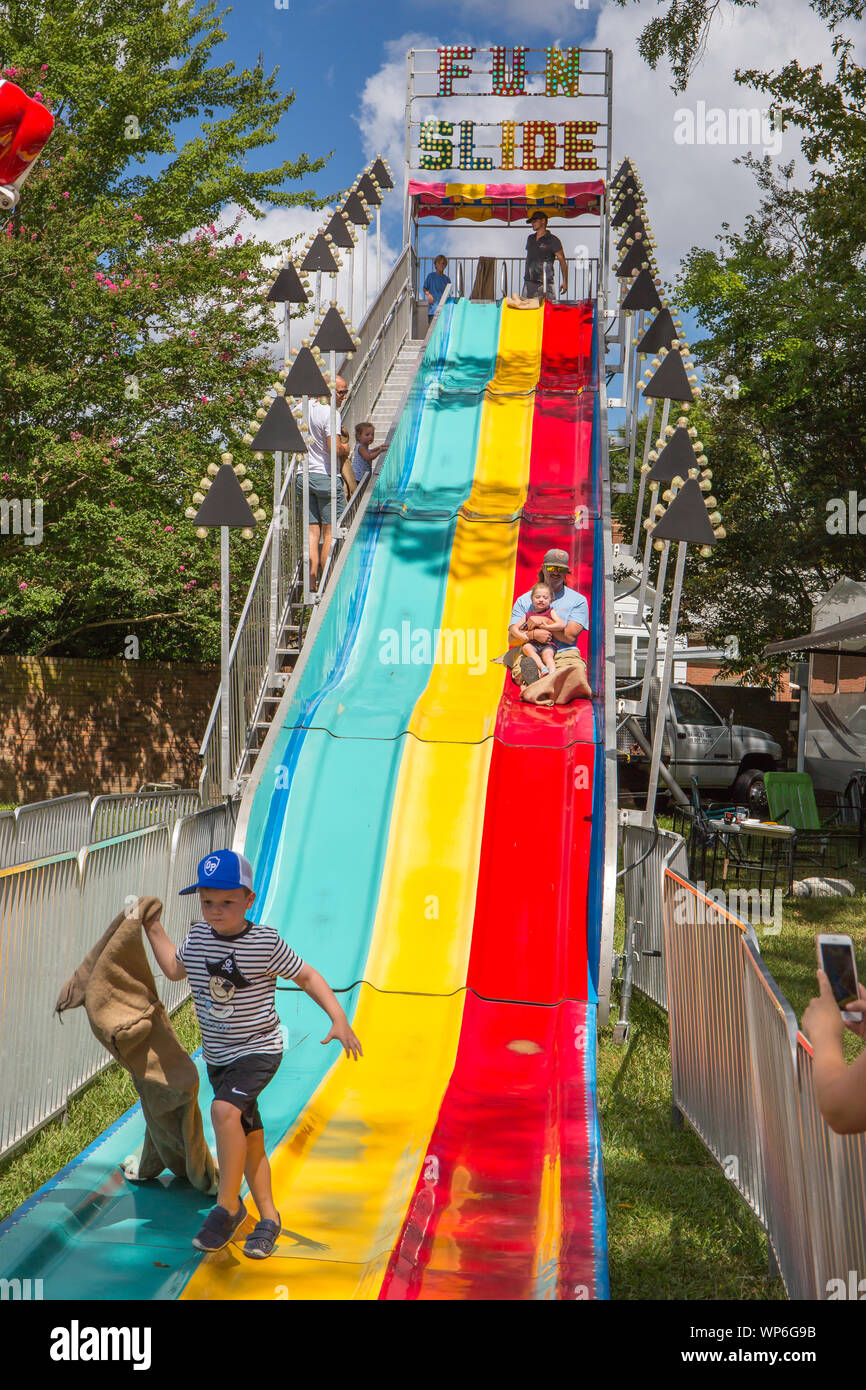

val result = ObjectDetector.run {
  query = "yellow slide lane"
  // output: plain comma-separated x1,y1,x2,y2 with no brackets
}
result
182,305,542,1301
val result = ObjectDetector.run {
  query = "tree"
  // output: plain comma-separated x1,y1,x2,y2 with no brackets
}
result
612,0,866,676
0,0,330,659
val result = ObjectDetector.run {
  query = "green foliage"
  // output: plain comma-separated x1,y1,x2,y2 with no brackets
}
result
612,0,866,677
0,0,330,659
612,0,865,92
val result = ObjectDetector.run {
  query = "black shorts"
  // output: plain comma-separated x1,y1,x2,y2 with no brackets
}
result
206,1052,282,1135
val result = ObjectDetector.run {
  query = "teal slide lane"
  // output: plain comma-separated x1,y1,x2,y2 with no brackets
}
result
0,300,501,1302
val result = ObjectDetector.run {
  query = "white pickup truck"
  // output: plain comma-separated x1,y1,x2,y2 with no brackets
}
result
616,678,783,815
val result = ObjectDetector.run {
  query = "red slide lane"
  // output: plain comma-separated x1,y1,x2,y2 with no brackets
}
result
380,303,602,1300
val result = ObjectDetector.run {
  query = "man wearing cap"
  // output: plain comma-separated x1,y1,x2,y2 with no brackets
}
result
523,210,568,300
298,375,350,591
508,549,591,698
143,849,362,1259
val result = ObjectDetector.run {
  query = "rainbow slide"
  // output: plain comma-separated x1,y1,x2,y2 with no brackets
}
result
0,297,609,1300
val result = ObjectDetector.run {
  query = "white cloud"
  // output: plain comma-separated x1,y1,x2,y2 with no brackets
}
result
224,199,400,347
591,0,839,275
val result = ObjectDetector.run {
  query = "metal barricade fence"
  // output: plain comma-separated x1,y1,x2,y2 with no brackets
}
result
663,871,766,1222
622,824,687,1011
0,810,14,869
741,938,817,1299
89,790,201,842
0,804,236,1161
0,854,80,1157
798,1037,866,1299
71,826,172,1098
11,792,90,866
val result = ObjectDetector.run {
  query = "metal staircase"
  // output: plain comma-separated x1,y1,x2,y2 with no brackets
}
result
198,247,426,804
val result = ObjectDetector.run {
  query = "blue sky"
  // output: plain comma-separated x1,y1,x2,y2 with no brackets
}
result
213,0,598,202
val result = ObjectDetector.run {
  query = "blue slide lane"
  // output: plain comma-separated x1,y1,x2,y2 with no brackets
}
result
0,300,502,1301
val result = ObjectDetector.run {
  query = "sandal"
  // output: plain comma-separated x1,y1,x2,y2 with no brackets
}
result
243,1214,282,1260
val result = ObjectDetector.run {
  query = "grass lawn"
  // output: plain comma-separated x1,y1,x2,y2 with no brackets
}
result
0,1001,201,1224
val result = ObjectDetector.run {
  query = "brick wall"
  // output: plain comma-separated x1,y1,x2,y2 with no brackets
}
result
0,656,218,802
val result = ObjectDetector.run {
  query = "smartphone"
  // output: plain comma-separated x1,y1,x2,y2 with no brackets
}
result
817,934,863,1023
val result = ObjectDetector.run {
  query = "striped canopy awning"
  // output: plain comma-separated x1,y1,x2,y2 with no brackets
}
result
409,180,605,223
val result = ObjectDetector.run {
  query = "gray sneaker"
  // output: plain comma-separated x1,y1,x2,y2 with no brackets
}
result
192,1201,248,1252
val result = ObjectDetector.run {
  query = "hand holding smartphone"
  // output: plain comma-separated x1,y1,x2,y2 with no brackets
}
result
816,934,863,1024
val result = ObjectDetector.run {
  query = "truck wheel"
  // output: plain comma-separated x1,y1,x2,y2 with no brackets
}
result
733,769,768,818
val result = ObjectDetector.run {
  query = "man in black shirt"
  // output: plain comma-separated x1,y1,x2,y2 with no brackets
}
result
522,210,568,300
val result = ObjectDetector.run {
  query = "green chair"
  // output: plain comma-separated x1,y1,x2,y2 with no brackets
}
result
764,771,847,875
764,772,840,832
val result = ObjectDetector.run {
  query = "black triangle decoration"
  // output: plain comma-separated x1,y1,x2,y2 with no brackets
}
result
612,157,638,186
301,234,340,272
283,347,330,399
250,396,308,453
312,306,356,353
617,217,649,253
644,350,695,402
342,190,372,226
193,466,257,529
613,195,640,227
636,308,678,355
647,427,698,482
616,241,654,278
622,269,662,312
267,264,308,304
652,478,717,545
369,157,394,190
323,211,355,249
357,172,382,207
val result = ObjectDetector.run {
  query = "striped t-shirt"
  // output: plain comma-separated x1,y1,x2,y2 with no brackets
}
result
177,920,304,1065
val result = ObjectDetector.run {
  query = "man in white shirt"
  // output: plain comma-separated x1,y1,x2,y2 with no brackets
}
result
297,375,350,589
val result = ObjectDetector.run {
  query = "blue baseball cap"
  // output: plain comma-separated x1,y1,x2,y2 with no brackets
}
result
179,849,255,896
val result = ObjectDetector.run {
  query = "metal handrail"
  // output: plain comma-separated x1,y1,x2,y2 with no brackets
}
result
198,248,417,802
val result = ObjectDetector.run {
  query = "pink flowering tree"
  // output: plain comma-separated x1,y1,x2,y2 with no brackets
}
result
0,1,333,659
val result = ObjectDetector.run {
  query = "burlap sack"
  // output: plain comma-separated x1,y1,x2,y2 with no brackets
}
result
55,896,217,1192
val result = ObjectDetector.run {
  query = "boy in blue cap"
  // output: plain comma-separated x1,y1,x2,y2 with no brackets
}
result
144,848,362,1259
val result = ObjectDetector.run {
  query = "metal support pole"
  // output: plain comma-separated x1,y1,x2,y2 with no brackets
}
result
644,540,688,824
635,398,671,608
639,524,673,715
621,312,634,487
376,205,381,293
630,398,656,554
612,914,637,1044
362,225,368,316
268,452,280,686
220,526,231,800
315,270,322,316
330,349,339,542
347,245,354,325
302,401,312,605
